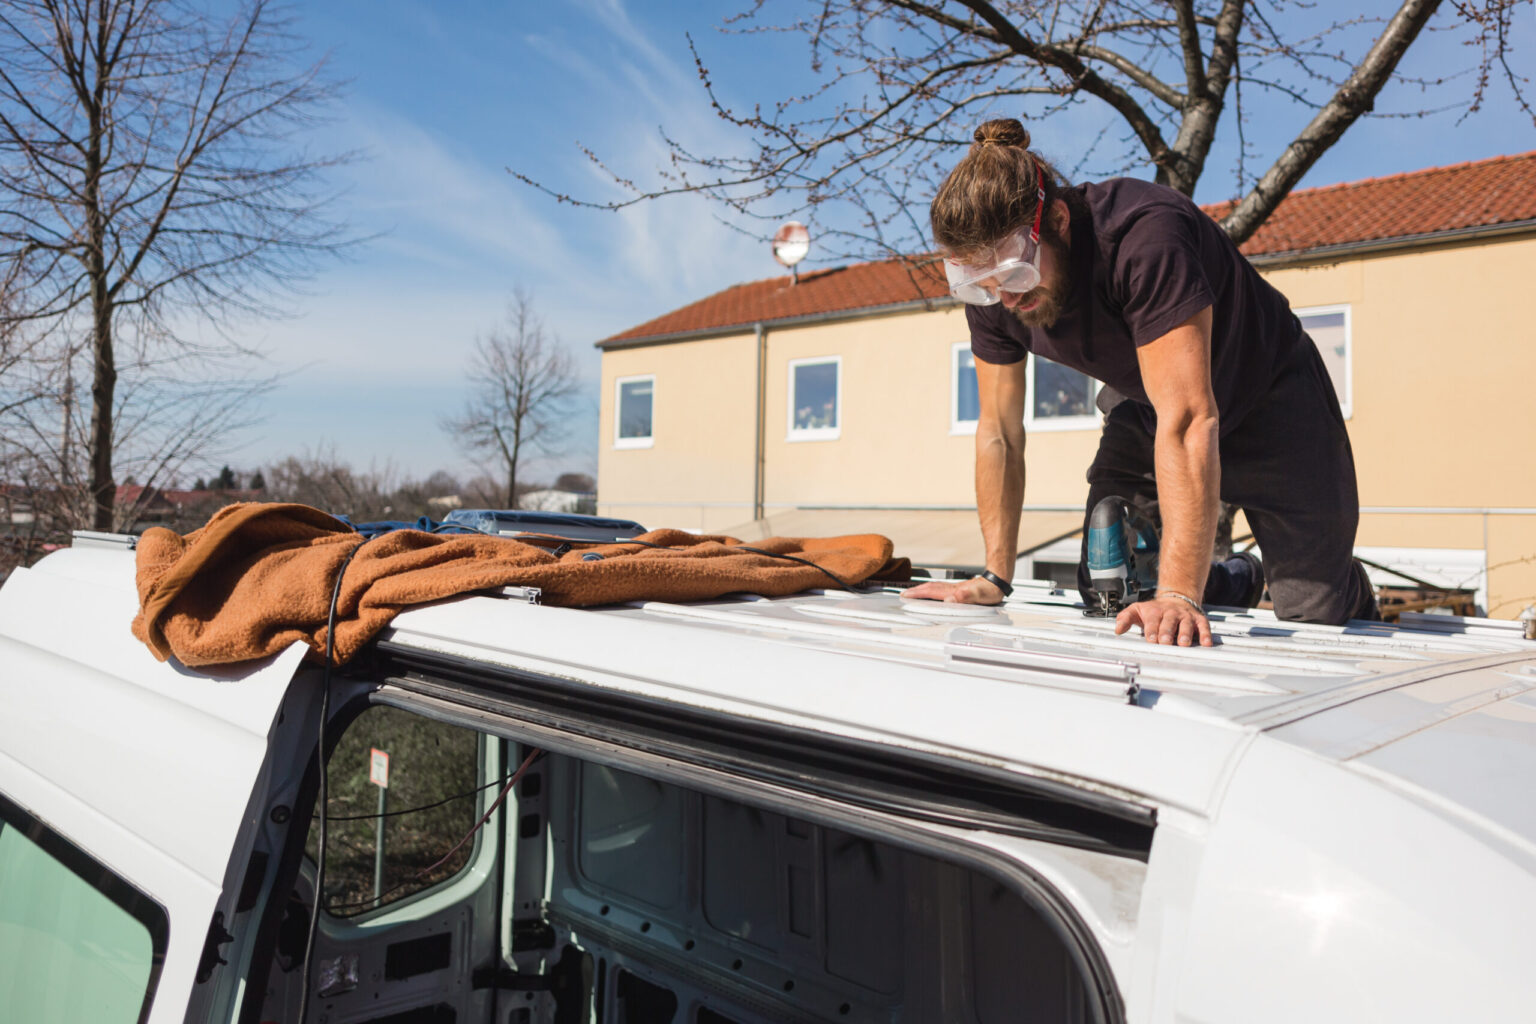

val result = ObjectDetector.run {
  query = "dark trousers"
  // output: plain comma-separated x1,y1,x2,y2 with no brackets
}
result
1075,341,1376,625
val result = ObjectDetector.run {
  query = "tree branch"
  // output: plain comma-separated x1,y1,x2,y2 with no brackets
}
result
1221,0,1443,243
905,0,1173,171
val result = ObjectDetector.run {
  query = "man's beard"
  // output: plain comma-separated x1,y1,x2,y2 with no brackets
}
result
1007,234,1070,328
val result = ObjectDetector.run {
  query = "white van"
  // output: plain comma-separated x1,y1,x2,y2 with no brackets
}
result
2,532,1535,1023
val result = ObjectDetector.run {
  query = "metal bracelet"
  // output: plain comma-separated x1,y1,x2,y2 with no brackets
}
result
978,570,1014,598
1158,589,1206,615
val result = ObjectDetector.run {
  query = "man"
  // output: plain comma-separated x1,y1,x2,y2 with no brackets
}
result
902,118,1376,644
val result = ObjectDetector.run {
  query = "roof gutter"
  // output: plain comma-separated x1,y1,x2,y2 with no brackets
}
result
1247,217,1536,267
596,294,959,351
752,321,766,522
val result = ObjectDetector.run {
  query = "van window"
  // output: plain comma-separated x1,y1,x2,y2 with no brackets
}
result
538,754,1102,1022
278,685,1117,1022
310,705,483,916
0,794,167,1024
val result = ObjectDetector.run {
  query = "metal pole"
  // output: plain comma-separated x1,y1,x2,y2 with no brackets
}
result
372,785,387,907
752,322,767,523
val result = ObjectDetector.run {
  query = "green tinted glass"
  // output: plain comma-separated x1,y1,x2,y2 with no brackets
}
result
0,821,156,1022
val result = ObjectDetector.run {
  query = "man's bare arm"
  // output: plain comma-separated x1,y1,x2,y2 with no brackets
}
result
903,356,1028,604
1117,306,1220,646
975,356,1029,579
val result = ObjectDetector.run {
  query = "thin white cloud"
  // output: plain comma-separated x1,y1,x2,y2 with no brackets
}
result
532,1,774,299
522,33,616,95
569,0,692,89
335,99,582,274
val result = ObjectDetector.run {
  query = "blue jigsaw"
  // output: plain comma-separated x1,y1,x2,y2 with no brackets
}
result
1084,495,1161,616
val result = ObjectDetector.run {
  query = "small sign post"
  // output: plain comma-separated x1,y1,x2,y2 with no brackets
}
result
369,748,390,907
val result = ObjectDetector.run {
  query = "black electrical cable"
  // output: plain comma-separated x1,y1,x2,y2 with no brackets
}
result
322,747,542,915
319,751,548,822
734,544,857,591
296,537,365,1024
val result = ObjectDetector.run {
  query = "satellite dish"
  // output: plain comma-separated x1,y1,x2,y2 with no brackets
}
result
772,221,810,269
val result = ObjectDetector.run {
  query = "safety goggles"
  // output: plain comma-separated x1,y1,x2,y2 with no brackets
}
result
943,163,1048,306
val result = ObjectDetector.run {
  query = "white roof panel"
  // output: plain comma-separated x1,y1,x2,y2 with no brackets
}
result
382,580,1536,817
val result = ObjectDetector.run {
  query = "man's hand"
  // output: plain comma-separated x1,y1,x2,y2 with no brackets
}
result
901,576,1006,605
1115,595,1214,646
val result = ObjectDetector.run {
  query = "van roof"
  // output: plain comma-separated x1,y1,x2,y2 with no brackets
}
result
10,540,1535,826
379,574,1536,818
387,577,1534,723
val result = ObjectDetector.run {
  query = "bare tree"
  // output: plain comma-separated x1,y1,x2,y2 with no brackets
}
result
516,1,1530,254
0,0,352,530
261,452,479,523
443,291,581,509
554,471,596,494
0,343,273,535
0,289,44,420
262,447,401,523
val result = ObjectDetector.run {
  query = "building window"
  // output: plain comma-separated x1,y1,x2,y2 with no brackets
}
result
614,375,655,449
787,356,841,441
952,343,980,434
0,791,168,1022
1026,354,1100,431
956,347,1101,433
1295,304,1351,418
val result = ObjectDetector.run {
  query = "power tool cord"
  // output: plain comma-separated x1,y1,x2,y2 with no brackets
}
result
297,536,364,1023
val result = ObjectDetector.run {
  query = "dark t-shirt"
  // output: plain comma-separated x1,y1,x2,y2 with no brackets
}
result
967,178,1303,434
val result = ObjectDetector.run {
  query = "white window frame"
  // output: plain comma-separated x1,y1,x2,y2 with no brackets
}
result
613,374,655,450
1294,303,1352,419
951,341,979,436
1025,353,1102,432
786,356,842,442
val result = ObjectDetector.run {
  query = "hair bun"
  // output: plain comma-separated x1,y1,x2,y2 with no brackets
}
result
973,118,1030,150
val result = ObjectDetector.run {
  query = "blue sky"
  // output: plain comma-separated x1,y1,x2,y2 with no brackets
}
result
224,0,1536,486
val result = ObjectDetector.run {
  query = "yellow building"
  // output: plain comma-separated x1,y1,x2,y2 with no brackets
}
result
597,152,1536,618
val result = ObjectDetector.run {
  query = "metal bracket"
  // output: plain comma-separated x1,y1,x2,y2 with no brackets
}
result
71,529,137,550
944,639,1140,703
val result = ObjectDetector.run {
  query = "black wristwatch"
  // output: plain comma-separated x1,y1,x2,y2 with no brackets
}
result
978,570,1014,598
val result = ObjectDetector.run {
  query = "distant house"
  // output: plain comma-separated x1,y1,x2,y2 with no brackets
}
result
519,489,597,514
595,151,1536,618
0,484,35,527
116,484,263,527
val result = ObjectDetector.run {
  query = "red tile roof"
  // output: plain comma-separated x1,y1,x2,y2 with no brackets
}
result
1218,150,1536,260
116,484,262,506
604,258,951,345
602,150,1536,346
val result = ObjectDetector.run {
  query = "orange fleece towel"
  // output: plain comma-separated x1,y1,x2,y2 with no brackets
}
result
130,502,906,667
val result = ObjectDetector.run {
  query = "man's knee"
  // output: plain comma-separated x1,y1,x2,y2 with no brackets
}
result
1268,558,1378,625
